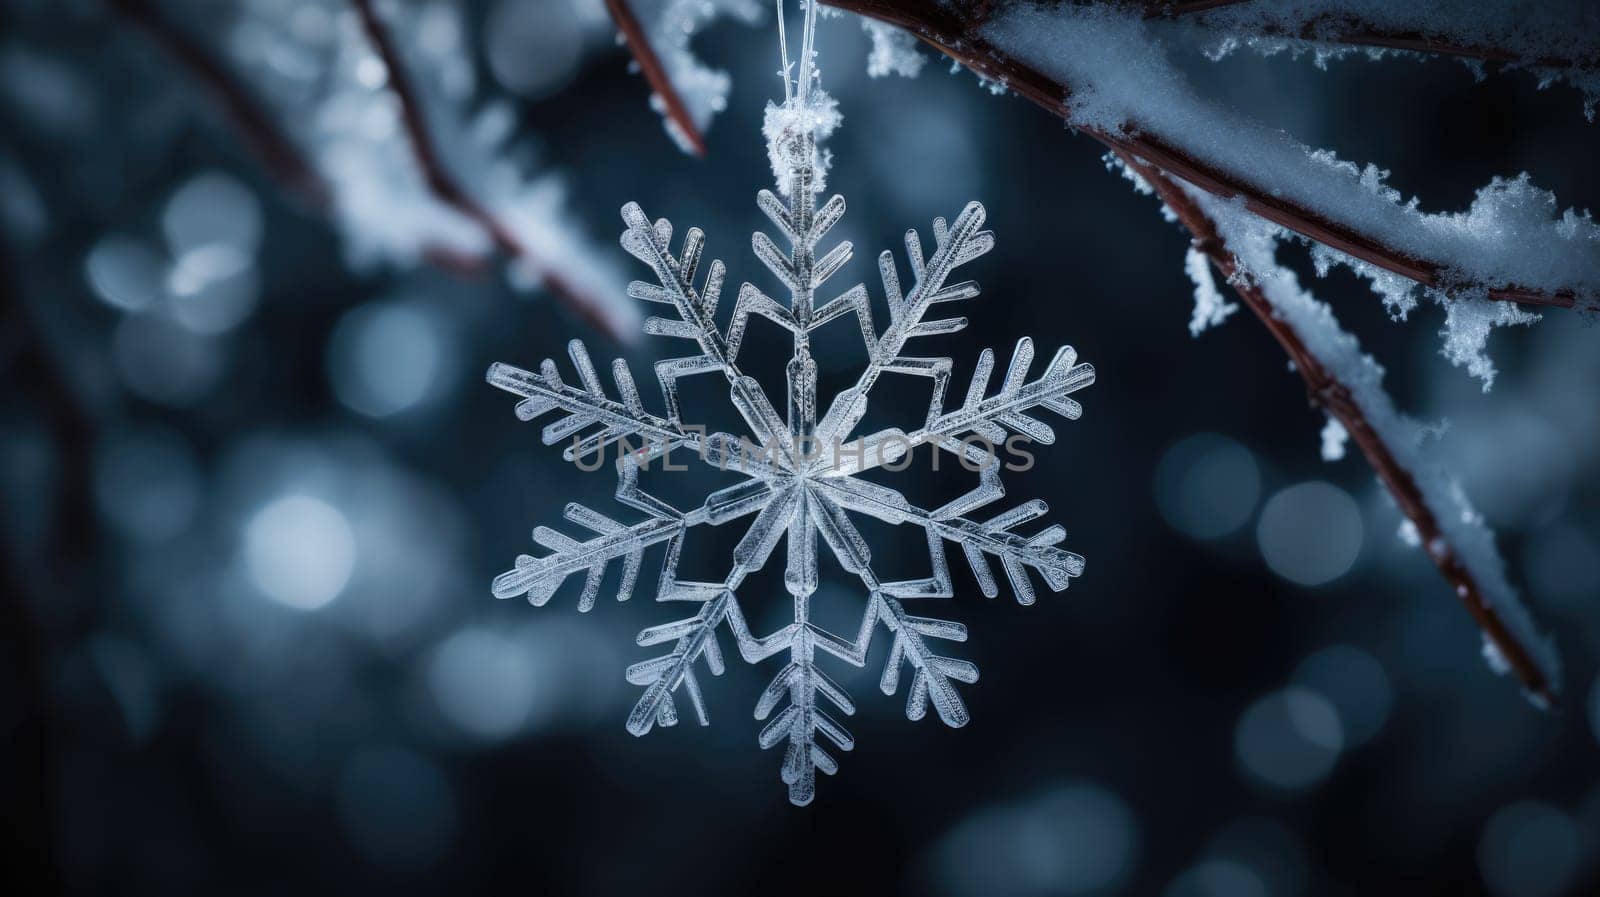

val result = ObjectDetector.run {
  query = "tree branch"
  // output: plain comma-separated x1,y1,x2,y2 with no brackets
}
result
1117,148,1557,706
107,0,330,208
348,0,633,340
1146,2,1600,70
822,0,1585,310
604,0,709,158
111,0,633,341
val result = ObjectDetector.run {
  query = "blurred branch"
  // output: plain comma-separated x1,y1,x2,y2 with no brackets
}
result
349,0,632,341
604,0,708,158
823,0,1584,310
109,0,631,340
106,0,331,207
1117,149,1558,706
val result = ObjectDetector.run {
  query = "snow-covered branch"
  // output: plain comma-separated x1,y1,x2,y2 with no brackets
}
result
604,0,710,157
824,0,1600,324
348,0,637,340
113,0,639,341
1148,0,1600,84
1116,149,1559,706
603,0,764,155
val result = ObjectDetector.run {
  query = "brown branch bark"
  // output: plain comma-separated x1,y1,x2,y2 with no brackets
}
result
348,0,631,341
604,0,709,158
822,0,1583,310
1117,148,1557,705
1143,0,1253,17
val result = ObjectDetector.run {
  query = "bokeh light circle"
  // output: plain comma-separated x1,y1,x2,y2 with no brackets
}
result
1256,481,1363,585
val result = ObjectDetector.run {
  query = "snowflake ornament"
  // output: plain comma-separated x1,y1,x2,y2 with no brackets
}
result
485,1,1096,805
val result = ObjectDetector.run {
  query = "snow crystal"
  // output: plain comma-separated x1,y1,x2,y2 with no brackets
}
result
1481,634,1511,675
485,4,1096,804
1141,171,1558,690
1184,245,1237,335
862,19,926,79
1320,416,1348,462
637,0,763,148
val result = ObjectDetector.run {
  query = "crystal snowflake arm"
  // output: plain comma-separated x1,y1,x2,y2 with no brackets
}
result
620,202,790,451
816,473,1084,604
814,201,995,447
625,477,814,737
824,337,1096,475
875,593,977,728
487,339,740,468
728,190,875,361
753,621,862,807
491,459,770,607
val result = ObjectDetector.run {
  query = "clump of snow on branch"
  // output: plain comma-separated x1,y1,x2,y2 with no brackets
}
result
1184,244,1236,335
984,3,1600,388
1166,0,1600,120
226,0,633,331
1320,416,1348,461
1166,177,1558,688
862,19,926,78
634,0,763,152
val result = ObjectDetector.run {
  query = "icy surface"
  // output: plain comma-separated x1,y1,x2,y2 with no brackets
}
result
485,3,1095,805
984,2,1600,387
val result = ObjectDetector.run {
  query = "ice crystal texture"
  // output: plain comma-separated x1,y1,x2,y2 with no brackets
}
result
485,39,1095,805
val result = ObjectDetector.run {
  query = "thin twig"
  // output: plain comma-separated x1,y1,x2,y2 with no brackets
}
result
107,0,330,207
1117,149,1557,705
822,0,1584,310
1143,0,1254,18
349,0,631,340
111,0,631,340
604,0,709,158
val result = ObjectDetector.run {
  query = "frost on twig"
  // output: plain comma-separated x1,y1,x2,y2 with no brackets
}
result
863,19,928,78
606,0,764,155
190,0,639,339
1115,150,1559,705
827,2,1600,351
1155,0,1600,118
977,3,1598,385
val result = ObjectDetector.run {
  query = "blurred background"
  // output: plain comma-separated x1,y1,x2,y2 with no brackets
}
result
2,1,1598,895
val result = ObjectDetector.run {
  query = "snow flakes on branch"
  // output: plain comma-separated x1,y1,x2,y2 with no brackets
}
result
1156,0,1600,118
863,19,928,78
1184,243,1236,335
195,0,638,338
980,3,1600,327
1116,150,1558,703
605,0,764,156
